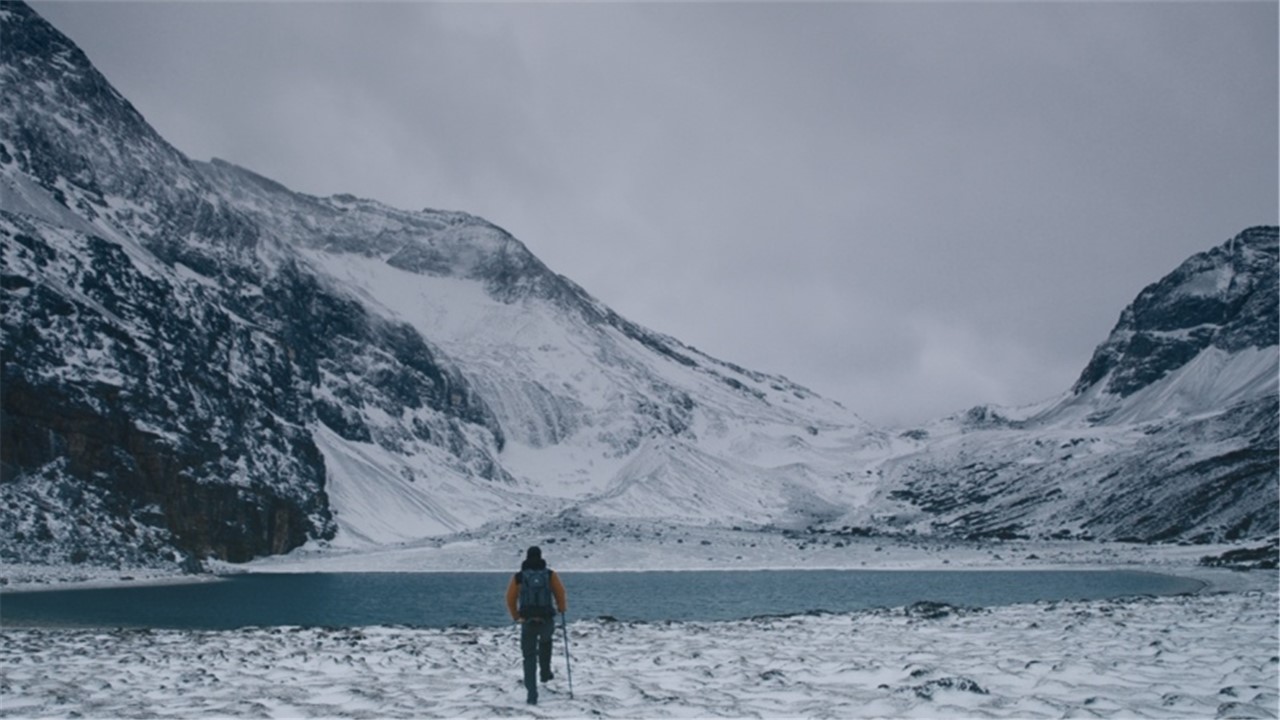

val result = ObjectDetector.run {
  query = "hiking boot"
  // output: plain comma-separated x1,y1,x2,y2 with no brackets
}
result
527,691,538,705
541,671,554,683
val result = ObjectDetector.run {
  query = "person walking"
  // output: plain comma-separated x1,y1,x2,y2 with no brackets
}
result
505,546,568,705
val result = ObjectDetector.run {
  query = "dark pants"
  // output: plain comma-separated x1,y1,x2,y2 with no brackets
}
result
520,617,555,698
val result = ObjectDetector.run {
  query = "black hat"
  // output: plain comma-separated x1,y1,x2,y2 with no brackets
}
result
526,546,542,561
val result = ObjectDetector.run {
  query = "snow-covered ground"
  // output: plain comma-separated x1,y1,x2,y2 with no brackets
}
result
2,587,1276,719
240,523,1275,591
3,525,1275,592
3,532,1277,718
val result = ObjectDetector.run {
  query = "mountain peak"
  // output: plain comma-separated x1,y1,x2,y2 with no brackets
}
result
1,1,198,236
1,1,90,74
1072,226,1278,399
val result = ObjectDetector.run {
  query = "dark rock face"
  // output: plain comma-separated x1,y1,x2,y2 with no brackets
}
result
1073,227,1278,397
0,4,506,568
1,204,505,566
1,211,332,565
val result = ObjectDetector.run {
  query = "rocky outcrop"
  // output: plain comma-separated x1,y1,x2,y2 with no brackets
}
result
0,3,508,568
1073,226,1278,398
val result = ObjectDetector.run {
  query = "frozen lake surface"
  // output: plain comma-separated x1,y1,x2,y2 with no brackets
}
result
1,569,1203,630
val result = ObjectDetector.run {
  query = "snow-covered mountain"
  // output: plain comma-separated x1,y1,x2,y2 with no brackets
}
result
1,3,1274,574
853,227,1278,544
0,2,877,570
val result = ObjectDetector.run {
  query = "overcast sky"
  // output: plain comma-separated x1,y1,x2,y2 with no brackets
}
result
33,1,1278,427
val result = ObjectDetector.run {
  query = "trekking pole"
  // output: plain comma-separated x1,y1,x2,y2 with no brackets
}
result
561,612,574,699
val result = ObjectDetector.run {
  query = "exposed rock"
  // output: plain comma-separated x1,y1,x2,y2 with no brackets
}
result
1073,227,1278,398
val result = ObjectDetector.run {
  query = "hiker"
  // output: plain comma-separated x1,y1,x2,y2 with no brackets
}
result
505,546,568,705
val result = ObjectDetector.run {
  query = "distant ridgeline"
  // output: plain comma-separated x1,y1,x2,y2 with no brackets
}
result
1,1,1276,574
875,226,1277,545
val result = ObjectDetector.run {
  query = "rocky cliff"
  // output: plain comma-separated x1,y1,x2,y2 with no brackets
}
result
1,2,508,568
1074,226,1277,404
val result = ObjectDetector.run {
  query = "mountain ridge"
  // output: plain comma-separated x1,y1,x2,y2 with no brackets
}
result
1,2,876,570
864,226,1278,543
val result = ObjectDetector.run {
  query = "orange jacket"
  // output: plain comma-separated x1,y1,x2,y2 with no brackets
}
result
506,569,567,621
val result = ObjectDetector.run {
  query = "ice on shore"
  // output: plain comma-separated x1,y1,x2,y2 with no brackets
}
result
3,589,1276,719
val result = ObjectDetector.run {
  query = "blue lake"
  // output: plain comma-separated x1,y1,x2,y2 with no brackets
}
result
0,569,1204,630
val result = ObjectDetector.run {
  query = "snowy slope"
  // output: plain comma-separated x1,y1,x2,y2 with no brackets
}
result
854,228,1279,544
197,157,882,538
4,589,1277,718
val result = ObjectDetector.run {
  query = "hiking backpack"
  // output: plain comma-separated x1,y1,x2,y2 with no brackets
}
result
519,568,554,619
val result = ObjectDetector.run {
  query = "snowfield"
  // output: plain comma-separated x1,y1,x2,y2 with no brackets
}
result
3,535,1277,719
2,588,1276,719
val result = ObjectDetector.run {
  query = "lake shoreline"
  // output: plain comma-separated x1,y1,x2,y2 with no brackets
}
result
4,530,1273,598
